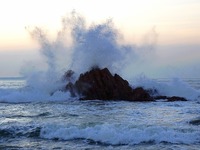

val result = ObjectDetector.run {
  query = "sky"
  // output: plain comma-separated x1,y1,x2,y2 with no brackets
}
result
0,0,200,78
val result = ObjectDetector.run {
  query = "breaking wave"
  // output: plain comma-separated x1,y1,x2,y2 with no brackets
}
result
40,124,200,145
1,124,199,145
0,12,200,102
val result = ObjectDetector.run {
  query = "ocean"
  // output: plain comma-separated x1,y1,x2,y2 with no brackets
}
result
1,14,200,149
0,78,199,150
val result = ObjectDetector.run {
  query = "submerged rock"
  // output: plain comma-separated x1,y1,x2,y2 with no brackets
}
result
64,67,187,102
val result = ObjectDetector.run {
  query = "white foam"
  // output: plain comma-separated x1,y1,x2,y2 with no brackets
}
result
40,124,200,145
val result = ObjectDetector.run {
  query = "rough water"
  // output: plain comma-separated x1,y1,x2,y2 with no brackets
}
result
1,13,200,149
0,78,200,150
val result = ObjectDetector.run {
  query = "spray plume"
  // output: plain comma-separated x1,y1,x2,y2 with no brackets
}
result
0,12,199,102
22,11,158,96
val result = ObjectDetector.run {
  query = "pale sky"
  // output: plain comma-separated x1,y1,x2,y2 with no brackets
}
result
0,0,200,77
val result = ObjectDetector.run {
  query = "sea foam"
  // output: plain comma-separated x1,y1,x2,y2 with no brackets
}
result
40,124,200,145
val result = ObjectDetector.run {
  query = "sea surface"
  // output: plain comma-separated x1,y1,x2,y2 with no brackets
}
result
0,78,200,150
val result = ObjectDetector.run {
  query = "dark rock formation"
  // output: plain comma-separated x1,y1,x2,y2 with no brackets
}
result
166,96,187,102
64,67,187,102
132,87,153,101
154,96,187,102
66,67,152,101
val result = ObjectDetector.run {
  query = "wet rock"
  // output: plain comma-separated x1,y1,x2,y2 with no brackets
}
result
154,96,168,100
154,96,187,102
65,67,152,101
64,67,187,102
166,96,187,102
132,87,153,101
